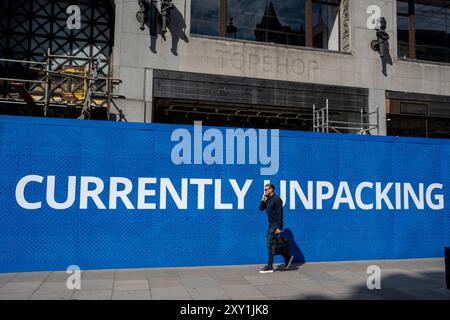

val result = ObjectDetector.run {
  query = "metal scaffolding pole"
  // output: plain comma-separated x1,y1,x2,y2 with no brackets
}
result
44,48,52,117
313,99,380,135
0,51,125,120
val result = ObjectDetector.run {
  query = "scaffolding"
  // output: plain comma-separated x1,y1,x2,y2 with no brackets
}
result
313,99,380,135
0,49,127,121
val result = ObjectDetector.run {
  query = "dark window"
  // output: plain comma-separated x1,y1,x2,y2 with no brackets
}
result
191,0,342,50
397,0,450,63
397,0,409,15
399,102,427,115
190,1,220,36
249,0,306,46
387,115,428,138
397,14,409,58
427,118,450,139
415,2,448,62
312,0,340,50
152,70,368,133
388,114,450,139
387,92,450,140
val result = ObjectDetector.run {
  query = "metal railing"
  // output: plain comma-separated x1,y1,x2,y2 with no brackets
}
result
313,99,380,135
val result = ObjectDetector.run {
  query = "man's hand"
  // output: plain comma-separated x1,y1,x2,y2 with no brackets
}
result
275,228,282,235
262,193,268,202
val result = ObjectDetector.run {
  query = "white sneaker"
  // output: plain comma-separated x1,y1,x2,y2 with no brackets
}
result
259,265,274,274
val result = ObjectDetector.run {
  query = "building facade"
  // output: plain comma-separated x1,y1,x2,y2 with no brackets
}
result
111,0,450,138
1,0,450,138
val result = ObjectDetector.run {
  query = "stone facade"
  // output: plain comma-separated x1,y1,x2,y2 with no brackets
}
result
111,0,450,135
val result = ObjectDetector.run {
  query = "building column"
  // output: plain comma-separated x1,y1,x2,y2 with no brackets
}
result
368,88,387,136
144,68,154,123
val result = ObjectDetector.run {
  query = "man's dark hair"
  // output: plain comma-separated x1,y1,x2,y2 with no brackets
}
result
265,183,275,191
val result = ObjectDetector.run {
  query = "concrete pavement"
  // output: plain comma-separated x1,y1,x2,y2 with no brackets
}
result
0,258,449,300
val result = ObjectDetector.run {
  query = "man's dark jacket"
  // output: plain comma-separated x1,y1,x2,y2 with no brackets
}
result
259,194,283,230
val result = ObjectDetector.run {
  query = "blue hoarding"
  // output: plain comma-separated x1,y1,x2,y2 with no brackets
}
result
0,115,449,273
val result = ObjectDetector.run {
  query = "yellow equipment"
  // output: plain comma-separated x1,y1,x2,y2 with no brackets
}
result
61,65,87,102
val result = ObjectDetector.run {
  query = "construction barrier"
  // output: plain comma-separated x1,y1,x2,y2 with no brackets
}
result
0,115,449,272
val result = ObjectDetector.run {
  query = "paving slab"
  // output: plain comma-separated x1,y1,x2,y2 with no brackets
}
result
29,290,74,300
326,270,368,281
315,281,366,294
150,286,192,300
369,288,418,300
147,268,179,278
181,277,219,289
8,272,49,283
214,275,252,286
255,284,305,299
82,269,114,280
302,271,345,283
431,288,450,298
79,279,114,290
113,280,150,291
338,292,385,300
31,282,71,293
187,287,231,300
381,270,443,290
286,282,342,300
208,266,259,277
72,289,112,300
244,275,283,286
0,281,43,294
0,258,447,300
271,295,307,300
221,284,267,299
112,290,152,300
397,288,450,300
149,276,184,288
45,271,72,283
177,268,212,278
0,292,33,300
115,269,148,281
0,273,17,287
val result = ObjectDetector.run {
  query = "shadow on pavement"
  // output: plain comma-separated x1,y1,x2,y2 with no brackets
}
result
300,269,450,300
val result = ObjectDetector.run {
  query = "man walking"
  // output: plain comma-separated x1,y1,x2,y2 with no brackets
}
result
259,183,294,273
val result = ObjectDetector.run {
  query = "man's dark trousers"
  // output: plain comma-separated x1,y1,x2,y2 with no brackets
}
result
267,222,290,267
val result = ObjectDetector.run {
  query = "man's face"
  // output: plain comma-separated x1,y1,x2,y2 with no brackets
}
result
264,186,274,197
